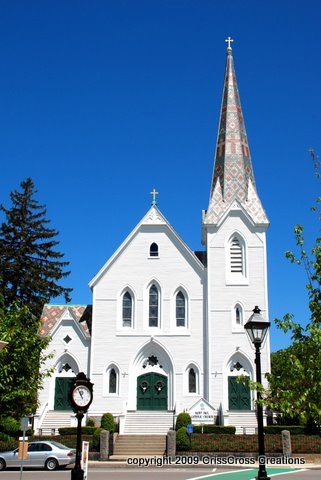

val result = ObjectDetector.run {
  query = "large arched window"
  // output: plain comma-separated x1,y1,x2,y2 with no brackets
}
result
231,303,244,331
106,364,119,395
188,368,196,393
109,368,117,394
149,284,159,327
186,364,200,394
176,291,186,327
150,243,159,257
230,236,243,274
235,304,243,326
122,291,132,327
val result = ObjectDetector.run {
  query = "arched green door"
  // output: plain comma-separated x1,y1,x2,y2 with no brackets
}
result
54,377,74,410
137,373,168,410
228,376,251,410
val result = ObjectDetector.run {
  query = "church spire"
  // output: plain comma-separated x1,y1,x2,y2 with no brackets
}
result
204,40,268,226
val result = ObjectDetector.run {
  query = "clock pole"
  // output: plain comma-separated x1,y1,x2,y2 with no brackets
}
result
72,411,84,480
69,372,94,480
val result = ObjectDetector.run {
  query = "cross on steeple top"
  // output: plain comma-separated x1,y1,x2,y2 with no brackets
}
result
150,188,159,206
225,36,234,50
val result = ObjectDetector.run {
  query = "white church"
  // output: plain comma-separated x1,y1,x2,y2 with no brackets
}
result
35,41,270,436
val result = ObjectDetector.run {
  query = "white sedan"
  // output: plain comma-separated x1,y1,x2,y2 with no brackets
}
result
0,440,76,471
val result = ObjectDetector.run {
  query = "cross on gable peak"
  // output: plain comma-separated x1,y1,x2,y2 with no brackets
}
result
150,188,159,206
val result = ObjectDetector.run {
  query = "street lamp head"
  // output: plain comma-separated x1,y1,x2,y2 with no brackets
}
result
244,306,271,346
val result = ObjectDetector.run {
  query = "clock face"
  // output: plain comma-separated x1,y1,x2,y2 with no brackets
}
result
72,385,91,408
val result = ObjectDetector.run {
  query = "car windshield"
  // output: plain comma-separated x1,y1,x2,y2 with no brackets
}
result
49,441,71,450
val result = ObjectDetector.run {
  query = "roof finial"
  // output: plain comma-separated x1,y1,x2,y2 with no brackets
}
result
225,36,234,53
150,188,159,206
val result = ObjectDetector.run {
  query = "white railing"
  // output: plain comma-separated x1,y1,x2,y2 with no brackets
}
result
34,402,49,434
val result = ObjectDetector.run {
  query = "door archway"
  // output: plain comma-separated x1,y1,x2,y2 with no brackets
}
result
128,339,174,411
54,354,79,411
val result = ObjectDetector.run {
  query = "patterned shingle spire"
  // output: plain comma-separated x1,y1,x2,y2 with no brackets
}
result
204,41,268,226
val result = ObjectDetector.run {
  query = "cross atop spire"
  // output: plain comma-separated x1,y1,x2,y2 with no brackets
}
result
150,188,159,206
225,36,234,51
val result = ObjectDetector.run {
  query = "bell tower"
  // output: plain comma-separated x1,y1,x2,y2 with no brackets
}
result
202,40,270,426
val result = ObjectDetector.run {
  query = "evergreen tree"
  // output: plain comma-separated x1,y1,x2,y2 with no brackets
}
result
0,178,72,318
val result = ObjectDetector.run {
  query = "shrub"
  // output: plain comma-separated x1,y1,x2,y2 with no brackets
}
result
176,427,190,451
0,432,13,442
193,425,236,434
176,412,191,430
0,417,20,436
58,427,96,435
93,428,103,452
264,426,306,435
0,440,18,452
86,417,96,427
100,413,115,433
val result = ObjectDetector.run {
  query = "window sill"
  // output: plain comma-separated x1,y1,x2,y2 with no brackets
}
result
148,256,160,259
232,328,245,334
226,278,249,286
115,332,191,337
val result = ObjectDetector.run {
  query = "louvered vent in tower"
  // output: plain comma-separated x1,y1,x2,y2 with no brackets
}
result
230,237,243,273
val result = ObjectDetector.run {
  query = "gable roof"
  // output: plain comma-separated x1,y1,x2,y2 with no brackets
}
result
89,205,204,288
40,305,92,337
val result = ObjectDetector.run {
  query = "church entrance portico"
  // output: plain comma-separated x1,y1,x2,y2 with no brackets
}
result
128,339,174,411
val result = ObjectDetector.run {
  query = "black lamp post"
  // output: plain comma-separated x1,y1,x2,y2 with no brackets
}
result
244,306,271,480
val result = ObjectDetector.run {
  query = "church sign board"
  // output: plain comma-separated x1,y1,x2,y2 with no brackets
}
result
188,398,215,424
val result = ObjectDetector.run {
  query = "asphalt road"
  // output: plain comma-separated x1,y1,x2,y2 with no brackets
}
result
0,467,319,480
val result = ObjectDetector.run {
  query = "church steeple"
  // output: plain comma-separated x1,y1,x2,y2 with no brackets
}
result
203,40,268,226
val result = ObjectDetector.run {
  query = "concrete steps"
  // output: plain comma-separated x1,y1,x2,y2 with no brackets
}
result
113,435,166,456
227,411,258,434
40,410,75,436
124,411,174,435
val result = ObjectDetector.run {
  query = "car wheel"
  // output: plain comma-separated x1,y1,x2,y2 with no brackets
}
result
45,458,58,471
0,458,6,471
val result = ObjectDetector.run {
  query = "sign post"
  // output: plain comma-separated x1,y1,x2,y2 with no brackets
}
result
81,441,89,480
18,417,29,480
187,423,193,448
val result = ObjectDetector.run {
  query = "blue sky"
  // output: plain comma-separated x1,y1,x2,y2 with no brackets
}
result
0,1,320,352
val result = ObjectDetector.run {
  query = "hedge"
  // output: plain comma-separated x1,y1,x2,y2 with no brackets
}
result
264,426,306,435
193,425,235,434
58,427,96,435
177,433,321,454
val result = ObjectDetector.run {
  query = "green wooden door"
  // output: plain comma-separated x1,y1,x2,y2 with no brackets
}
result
54,377,75,410
137,373,168,410
228,376,251,410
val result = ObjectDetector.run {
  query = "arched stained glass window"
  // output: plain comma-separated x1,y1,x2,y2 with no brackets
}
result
230,237,243,273
236,307,241,324
188,368,196,393
149,284,159,327
122,291,132,327
234,304,243,326
150,243,159,257
109,368,117,394
176,291,186,327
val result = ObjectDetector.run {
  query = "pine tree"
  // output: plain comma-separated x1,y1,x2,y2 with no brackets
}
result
0,178,72,318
